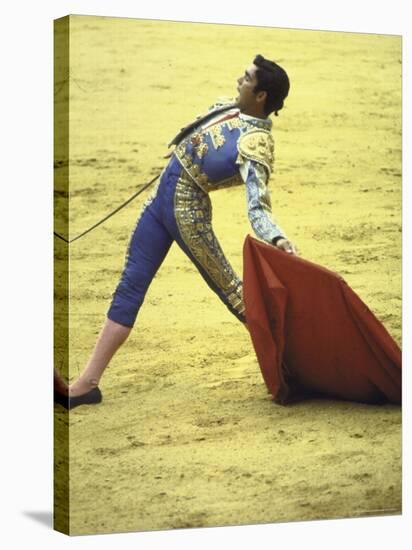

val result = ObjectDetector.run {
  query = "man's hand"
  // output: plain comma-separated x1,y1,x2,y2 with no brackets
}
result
275,238,297,255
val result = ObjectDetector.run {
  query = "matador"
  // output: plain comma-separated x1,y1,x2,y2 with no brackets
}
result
56,54,296,409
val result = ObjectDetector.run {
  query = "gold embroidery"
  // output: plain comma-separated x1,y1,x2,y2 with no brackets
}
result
173,145,243,194
238,129,275,174
173,172,245,317
173,114,254,194
209,124,226,149
196,142,208,158
190,133,203,146
226,283,245,315
227,117,243,130
198,173,209,187
191,164,200,177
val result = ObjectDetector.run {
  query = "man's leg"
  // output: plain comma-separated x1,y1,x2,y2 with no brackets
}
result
166,171,246,322
70,192,173,398
69,319,132,396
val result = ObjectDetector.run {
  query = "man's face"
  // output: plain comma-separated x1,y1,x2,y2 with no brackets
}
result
236,63,265,114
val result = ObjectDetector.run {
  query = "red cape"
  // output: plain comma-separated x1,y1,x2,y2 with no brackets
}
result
243,236,401,405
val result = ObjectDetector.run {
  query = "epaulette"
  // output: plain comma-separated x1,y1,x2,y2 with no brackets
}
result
237,129,275,174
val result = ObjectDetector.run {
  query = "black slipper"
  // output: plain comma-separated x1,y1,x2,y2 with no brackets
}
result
54,387,103,410
54,389,69,409
69,387,103,409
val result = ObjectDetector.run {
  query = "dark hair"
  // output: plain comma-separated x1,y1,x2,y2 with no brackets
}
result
253,54,290,116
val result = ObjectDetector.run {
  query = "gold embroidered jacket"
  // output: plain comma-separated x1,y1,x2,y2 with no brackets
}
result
171,99,286,243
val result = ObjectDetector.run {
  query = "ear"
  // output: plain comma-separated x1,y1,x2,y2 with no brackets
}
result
256,90,267,105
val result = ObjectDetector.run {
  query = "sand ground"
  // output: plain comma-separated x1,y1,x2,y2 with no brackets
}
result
54,16,402,535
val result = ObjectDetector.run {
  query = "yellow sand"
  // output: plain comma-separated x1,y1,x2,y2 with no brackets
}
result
54,16,401,535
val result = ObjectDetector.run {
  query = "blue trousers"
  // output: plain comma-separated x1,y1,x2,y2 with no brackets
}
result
107,156,245,327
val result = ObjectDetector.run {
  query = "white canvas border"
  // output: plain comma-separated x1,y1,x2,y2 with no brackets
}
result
0,1,410,549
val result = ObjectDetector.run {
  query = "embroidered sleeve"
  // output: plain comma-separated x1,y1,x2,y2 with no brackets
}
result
240,160,286,243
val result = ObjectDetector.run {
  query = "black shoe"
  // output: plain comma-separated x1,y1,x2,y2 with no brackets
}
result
54,389,69,409
54,387,103,410
69,387,103,409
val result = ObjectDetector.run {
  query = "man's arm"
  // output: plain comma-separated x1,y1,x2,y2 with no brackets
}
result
241,160,296,254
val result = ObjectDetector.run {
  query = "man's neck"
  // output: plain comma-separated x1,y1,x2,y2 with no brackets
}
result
239,107,267,120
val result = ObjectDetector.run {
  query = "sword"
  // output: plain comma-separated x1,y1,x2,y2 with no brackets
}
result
54,173,160,244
